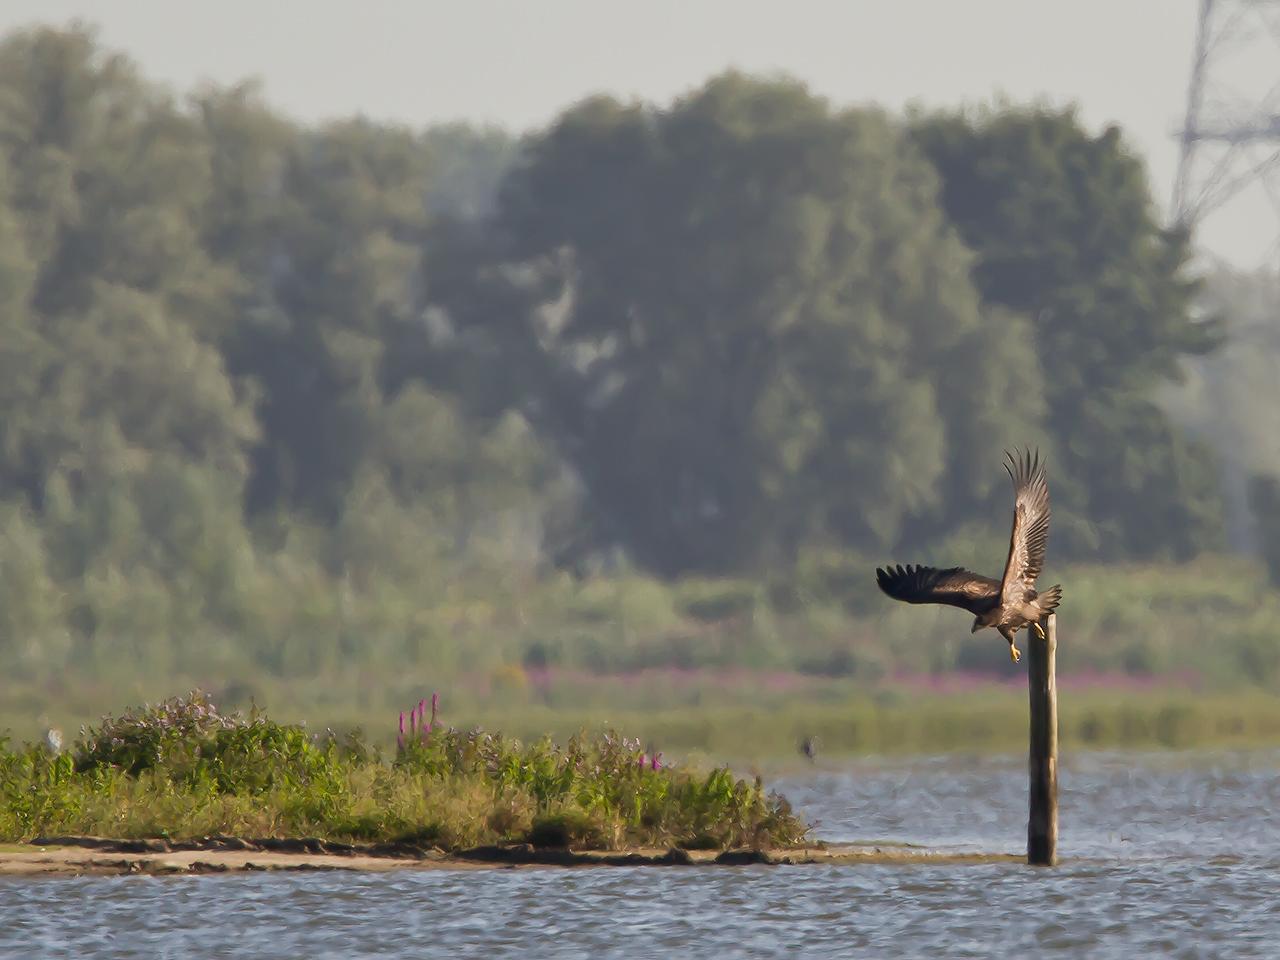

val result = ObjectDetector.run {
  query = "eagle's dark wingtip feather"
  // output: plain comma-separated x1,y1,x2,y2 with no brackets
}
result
1004,446,1048,492
876,564,904,598
874,561,1002,613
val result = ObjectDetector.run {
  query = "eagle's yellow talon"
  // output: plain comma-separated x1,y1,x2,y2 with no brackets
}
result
1033,621,1046,641
1010,644,1021,664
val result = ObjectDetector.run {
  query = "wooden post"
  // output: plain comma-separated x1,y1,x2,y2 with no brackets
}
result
1027,612,1058,866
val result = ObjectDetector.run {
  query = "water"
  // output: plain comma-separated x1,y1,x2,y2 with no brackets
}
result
3,750,1278,959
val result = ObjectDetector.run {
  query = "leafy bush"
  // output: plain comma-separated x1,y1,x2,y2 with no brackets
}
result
0,692,807,850
393,718,802,849
73,691,346,794
74,691,247,776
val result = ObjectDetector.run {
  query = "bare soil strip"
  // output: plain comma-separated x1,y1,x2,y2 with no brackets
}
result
0,837,1020,877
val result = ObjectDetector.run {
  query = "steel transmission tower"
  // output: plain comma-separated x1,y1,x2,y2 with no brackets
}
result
1173,0,1280,260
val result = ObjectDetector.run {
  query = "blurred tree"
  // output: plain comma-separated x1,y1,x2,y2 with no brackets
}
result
443,74,1045,575
0,26,257,498
1249,474,1280,587
0,26,259,667
206,116,430,519
0,503,67,673
0,22,1259,693
0,26,239,329
1165,269,1280,554
421,123,517,221
0,164,42,502
910,105,1224,559
195,90,565,566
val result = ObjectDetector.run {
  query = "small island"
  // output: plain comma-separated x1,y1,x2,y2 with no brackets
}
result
0,691,830,876
0,692,1028,877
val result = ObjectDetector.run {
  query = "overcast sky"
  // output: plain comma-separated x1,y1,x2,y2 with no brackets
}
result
2,1,1275,268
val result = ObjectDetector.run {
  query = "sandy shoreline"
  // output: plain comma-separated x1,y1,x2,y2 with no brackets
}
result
0,836,1022,878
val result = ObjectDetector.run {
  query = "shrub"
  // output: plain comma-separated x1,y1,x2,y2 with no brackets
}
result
0,692,808,850
73,691,345,794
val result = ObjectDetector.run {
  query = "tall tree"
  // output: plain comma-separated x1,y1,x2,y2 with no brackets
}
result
442,74,1045,575
911,106,1224,559
194,84,565,571
205,114,432,519
0,25,257,511
0,26,261,666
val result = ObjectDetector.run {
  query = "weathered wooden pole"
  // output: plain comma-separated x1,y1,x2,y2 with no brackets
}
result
1027,612,1058,866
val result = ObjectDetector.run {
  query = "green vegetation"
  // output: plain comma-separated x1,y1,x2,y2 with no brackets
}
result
8,556,1279,747
1166,269,1280,563
269,688,1279,763
911,107,1221,560
0,693,806,849
5,557,1280,755
0,24,1276,737
1251,476,1280,587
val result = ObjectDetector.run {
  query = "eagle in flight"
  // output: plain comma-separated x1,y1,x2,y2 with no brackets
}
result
875,448,1062,664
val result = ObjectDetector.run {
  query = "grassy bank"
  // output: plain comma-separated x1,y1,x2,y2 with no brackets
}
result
460,690,1280,762
9,683,1280,769
0,693,806,850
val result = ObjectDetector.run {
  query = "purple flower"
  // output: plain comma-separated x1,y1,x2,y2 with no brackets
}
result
430,692,439,729
398,711,405,735
651,753,662,771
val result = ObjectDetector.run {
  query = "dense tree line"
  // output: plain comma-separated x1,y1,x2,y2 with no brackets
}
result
1167,268,1280,574
0,25,1250,675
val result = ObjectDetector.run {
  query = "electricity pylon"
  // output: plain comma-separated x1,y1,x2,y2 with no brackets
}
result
1172,0,1280,262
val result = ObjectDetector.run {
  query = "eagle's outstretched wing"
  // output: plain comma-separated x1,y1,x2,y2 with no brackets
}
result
998,447,1051,605
875,564,1001,615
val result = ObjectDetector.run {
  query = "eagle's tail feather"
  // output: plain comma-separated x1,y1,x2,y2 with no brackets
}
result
1036,584,1063,616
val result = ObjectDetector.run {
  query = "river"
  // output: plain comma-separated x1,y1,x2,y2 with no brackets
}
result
3,750,1277,958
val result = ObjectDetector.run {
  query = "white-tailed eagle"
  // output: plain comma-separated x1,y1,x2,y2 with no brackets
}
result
875,448,1062,663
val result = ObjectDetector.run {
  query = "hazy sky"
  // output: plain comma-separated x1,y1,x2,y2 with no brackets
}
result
2,1,1275,267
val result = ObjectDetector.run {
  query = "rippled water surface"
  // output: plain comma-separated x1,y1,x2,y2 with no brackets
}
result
4,750,1279,959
